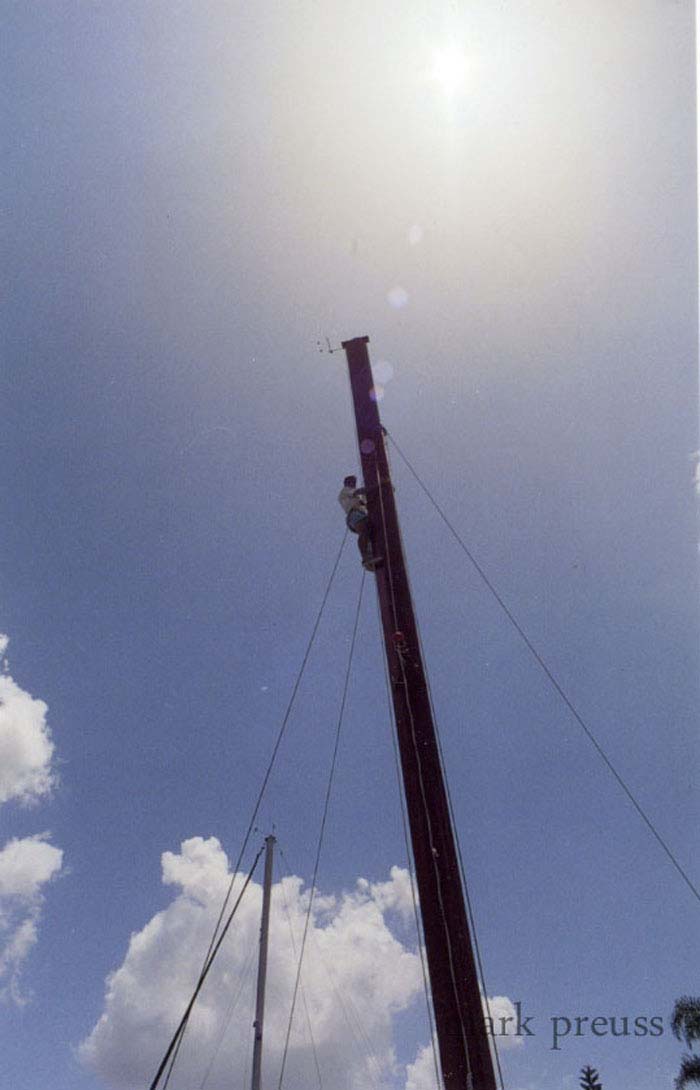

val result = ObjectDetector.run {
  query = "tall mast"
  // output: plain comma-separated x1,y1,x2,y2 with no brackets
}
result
342,336,497,1090
251,834,275,1090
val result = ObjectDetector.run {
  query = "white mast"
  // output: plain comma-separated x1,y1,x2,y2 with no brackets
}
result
251,835,275,1090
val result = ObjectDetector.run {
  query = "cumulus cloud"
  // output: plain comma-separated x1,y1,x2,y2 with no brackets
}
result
0,833,64,902
81,838,523,1090
483,994,526,1051
405,1042,440,1090
81,837,427,1090
0,639,56,806
357,865,416,925
0,635,64,1002
403,996,524,1090
0,834,63,1003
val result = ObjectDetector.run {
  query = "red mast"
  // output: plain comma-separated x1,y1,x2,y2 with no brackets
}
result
342,336,497,1090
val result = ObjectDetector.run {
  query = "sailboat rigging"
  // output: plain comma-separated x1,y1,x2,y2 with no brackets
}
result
245,336,497,1090
146,329,697,1090
149,335,498,1090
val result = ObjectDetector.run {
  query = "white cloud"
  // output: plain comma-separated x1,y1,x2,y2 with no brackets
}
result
81,837,427,1090
0,833,64,902
81,838,523,1090
359,864,416,925
403,994,524,1090
0,834,63,1003
483,994,526,1051
405,1042,440,1090
0,646,56,805
0,636,64,1003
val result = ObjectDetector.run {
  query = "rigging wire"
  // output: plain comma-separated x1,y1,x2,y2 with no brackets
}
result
372,589,442,1090
148,846,264,1090
384,430,504,1087
162,529,350,1075
277,570,366,1090
400,561,506,1090
277,858,324,1090
209,528,349,946
276,844,384,1090
242,991,254,1090
161,1018,185,1090
385,430,700,906
373,450,475,1084
198,941,259,1090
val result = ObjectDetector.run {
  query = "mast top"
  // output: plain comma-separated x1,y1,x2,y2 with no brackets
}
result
341,335,370,349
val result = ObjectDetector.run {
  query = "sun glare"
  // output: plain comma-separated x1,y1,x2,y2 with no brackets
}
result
429,46,468,99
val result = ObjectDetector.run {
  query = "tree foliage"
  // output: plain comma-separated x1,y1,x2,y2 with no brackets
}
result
676,1053,700,1089
673,998,700,1050
673,997,700,1089
579,1065,602,1090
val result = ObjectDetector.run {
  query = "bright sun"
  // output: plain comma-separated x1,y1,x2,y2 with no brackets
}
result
428,46,468,98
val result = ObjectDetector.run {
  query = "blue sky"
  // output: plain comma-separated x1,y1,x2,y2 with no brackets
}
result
2,2,698,1089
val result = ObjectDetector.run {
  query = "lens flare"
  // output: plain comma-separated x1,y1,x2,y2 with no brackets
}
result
374,360,394,384
387,286,409,309
429,46,468,98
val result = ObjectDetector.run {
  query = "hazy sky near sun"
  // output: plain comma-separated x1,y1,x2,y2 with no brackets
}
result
2,3,698,1090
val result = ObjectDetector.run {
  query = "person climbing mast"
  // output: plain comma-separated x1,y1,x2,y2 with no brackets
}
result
338,475,383,570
